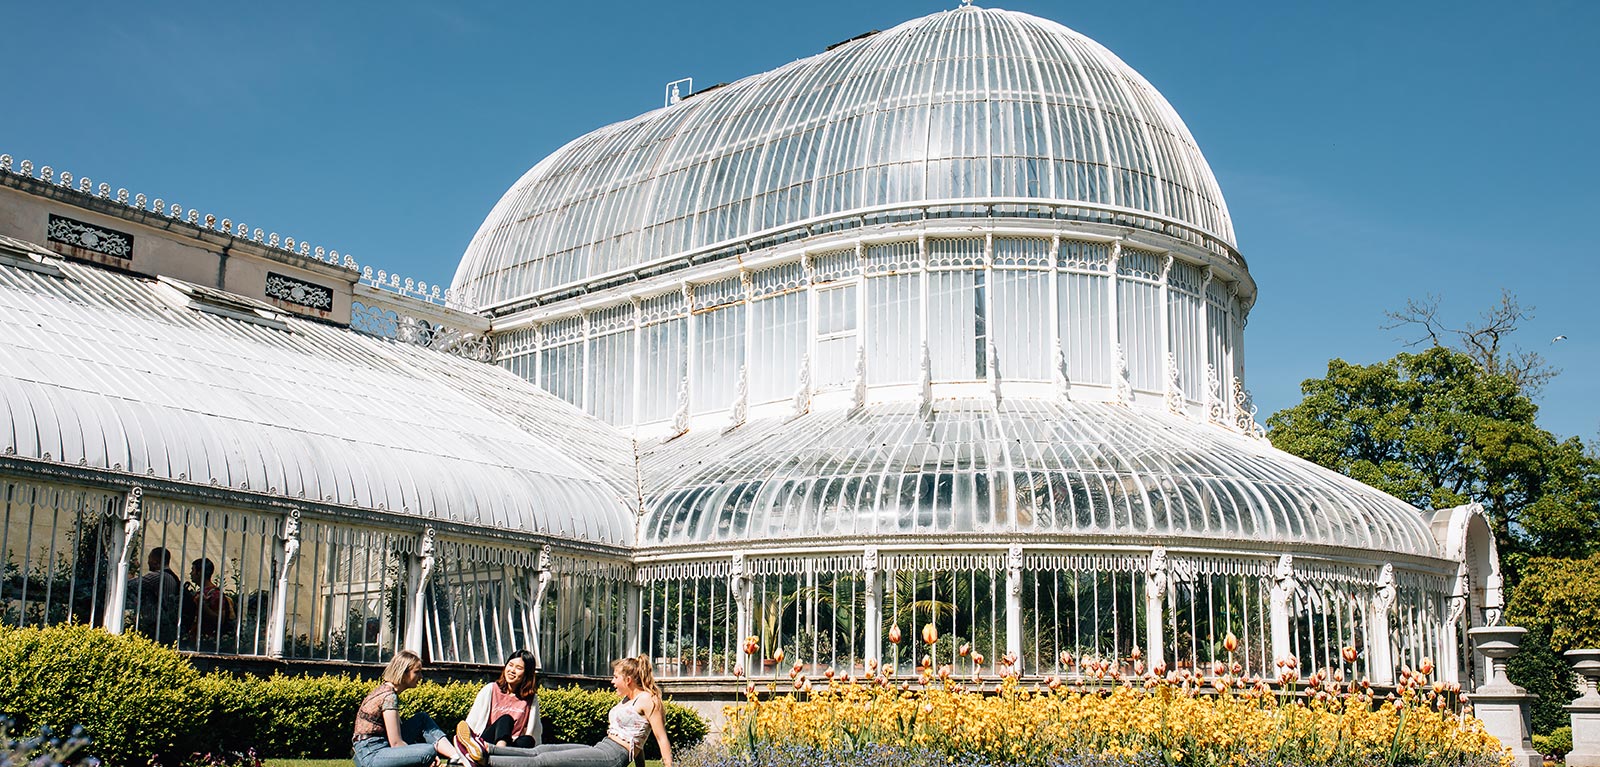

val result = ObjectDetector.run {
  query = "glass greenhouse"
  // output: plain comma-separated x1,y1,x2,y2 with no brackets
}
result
0,5,1500,696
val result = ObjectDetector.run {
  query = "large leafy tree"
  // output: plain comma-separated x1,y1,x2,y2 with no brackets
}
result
1265,346,1599,562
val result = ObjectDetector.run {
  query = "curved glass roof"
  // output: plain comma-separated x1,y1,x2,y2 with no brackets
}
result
0,247,638,546
636,399,1438,557
455,6,1234,308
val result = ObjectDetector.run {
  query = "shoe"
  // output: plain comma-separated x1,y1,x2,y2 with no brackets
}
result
454,721,486,765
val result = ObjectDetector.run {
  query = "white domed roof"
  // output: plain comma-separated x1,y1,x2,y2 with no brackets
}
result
454,6,1235,309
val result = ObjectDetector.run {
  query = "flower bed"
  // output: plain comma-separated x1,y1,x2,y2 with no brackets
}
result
714,643,1509,767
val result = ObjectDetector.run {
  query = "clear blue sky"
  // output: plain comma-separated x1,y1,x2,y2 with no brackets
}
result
7,1,1597,441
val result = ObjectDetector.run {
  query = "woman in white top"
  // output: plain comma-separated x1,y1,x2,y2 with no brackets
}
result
482,655,672,767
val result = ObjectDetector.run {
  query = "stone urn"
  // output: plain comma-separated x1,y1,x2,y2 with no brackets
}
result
1568,649,1600,704
1469,625,1527,694
1569,650,1600,767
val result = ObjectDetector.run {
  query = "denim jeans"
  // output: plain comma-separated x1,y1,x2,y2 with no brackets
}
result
352,713,448,767
485,738,630,767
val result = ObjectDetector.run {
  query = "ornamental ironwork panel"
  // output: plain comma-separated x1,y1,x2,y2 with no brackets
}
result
265,272,334,311
47,214,132,259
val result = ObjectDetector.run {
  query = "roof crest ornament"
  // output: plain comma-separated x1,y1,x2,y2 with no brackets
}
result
0,149,470,308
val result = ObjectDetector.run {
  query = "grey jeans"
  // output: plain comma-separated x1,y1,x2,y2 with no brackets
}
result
352,713,448,767
485,738,630,767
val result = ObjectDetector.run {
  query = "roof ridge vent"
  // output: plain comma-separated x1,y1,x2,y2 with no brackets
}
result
825,29,880,51
0,234,66,278
154,275,292,331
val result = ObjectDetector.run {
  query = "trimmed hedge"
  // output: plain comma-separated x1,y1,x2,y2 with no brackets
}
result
0,623,200,765
0,625,707,764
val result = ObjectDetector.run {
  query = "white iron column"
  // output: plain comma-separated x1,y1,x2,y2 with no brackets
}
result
1145,547,1168,672
623,578,641,659
103,487,143,635
266,511,301,658
1268,554,1297,671
1368,564,1397,685
1443,564,1469,687
863,547,882,667
403,526,436,654
731,553,754,675
1005,545,1023,672
532,545,553,668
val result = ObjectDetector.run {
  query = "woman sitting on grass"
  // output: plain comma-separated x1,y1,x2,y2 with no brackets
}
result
352,650,468,767
475,655,672,767
458,649,541,748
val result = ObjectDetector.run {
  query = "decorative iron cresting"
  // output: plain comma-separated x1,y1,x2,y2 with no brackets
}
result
350,301,493,362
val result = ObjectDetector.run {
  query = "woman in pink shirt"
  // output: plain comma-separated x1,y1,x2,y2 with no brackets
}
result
459,650,541,753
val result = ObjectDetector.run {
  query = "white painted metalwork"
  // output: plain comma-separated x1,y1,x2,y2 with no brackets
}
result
455,7,1235,309
636,399,1438,556
0,254,636,544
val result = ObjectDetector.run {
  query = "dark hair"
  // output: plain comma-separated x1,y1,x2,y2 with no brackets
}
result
147,547,171,567
191,558,217,581
497,649,539,699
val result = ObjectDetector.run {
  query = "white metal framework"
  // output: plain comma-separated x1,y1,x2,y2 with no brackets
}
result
0,6,1499,694
454,7,1235,310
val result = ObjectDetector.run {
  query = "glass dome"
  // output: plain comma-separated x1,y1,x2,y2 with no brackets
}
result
455,6,1235,309
637,399,1439,556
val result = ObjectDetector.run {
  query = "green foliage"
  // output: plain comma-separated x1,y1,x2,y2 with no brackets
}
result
396,679,477,732
1504,624,1578,736
1266,346,1600,562
1504,554,1597,736
0,623,200,765
536,686,705,758
1532,726,1572,758
0,625,708,762
1506,553,1600,651
539,686,616,745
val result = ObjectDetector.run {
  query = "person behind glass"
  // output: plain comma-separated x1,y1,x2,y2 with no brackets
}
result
128,547,182,643
185,557,236,639
481,655,672,767
352,650,468,767
459,649,541,749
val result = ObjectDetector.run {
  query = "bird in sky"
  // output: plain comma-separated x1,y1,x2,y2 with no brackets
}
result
1551,335,1567,343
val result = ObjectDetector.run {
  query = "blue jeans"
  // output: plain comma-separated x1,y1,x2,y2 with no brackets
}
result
352,713,448,767
485,738,630,767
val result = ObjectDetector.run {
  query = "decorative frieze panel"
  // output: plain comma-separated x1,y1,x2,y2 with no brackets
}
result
48,214,132,259
350,301,493,362
264,272,334,311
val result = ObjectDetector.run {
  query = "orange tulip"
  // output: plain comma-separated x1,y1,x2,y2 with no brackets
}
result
1341,645,1358,664
888,625,903,645
1419,657,1434,676
773,647,785,664
958,643,971,657
922,623,938,645
1223,632,1239,654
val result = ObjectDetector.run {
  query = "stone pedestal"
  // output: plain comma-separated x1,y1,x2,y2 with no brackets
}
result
1468,626,1540,767
1566,649,1600,767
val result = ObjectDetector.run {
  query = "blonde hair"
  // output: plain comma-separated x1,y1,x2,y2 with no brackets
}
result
382,650,422,685
612,655,662,700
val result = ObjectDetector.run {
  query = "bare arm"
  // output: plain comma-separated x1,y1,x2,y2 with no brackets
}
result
382,706,406,749
642,694,672,767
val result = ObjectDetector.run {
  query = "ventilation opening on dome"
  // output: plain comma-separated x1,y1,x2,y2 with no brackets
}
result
685,82,729,99
826,29,880,51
